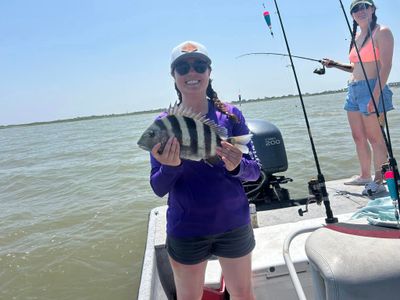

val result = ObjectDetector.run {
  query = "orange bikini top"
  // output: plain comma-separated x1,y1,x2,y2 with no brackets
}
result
349,29,380,63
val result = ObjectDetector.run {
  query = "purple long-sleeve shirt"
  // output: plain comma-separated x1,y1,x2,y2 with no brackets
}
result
149,100,261,238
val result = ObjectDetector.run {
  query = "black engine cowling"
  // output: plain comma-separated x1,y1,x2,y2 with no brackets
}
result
247,119,288,174
243,119,296,210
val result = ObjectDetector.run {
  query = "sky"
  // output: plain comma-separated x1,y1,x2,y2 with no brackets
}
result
1,0,399,126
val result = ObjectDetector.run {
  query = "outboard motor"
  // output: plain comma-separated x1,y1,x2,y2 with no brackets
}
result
243,119,294,210
247,119,288,174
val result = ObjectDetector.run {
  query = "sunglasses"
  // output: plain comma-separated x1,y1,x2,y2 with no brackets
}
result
174,60,209,76
351,3,371,14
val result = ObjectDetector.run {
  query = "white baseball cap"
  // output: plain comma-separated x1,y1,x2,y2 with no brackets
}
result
170,41,212,69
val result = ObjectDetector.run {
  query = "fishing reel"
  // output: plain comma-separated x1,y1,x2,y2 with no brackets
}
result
381,162,391,175
313,65,326,75
298,179,323,216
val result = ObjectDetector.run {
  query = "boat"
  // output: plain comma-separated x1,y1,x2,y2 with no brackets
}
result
137,119,400,300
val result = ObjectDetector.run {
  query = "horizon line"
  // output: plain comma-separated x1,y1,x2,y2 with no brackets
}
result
2,82,399,129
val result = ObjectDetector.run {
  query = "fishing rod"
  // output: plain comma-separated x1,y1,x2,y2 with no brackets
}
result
337,0,400,222
368,25,400,223
237,52,321,63
236,52,332,75
272,0,337,224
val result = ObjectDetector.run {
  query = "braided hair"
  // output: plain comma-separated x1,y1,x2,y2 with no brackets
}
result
349,10,378,53
174,79,239,123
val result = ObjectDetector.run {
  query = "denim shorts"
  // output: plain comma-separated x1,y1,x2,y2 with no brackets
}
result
166,223,255,265
345,79,394,116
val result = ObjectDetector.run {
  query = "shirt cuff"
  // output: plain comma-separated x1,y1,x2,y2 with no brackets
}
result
228,160,243,177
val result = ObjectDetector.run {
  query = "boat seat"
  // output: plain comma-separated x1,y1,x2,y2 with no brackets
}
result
305,220,400,300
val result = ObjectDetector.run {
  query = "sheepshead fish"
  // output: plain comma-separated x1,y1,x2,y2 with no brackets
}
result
137,103,252,162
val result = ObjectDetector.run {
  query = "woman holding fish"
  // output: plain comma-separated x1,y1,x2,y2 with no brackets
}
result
138,41,260,300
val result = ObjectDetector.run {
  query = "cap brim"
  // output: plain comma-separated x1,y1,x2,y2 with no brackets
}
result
350,1,373,11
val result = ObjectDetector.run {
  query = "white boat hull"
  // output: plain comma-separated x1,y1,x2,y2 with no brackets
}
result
138,178,399,299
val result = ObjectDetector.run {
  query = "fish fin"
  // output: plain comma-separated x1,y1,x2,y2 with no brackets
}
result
167,102,178,115
229,134,253,145
227,134,253,154
203,160,214,167
167,102,228,139
204,120,227,139
233,144,249,154
203,156,220,166
168,102,196,118
168,102,199,119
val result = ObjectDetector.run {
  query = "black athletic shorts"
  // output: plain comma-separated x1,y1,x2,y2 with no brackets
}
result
166,223,255,265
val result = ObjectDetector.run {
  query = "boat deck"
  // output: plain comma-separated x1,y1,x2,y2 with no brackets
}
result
152,178,374,248
257,177,371,227
138,178,390,300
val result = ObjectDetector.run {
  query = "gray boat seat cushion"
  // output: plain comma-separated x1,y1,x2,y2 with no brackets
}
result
305,225,400,300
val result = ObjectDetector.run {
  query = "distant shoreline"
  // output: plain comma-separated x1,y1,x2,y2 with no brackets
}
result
2,82,399,129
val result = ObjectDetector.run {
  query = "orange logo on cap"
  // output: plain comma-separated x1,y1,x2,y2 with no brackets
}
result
180,42,198,53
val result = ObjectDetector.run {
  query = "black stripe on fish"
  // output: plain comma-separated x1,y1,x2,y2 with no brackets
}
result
167,115,182,144
183,117,198,155
154,119,170,154
155,119,167,131
204,123,211,157
212,129,220,155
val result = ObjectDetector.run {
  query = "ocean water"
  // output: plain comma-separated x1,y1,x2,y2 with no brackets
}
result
1,89,399,299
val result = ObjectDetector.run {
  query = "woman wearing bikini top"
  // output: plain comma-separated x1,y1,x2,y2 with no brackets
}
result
322,0,394,196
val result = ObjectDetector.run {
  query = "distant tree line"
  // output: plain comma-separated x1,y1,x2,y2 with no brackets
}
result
2,81,399,129
233,81,399,105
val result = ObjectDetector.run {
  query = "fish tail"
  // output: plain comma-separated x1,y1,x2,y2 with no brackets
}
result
227,134,253,154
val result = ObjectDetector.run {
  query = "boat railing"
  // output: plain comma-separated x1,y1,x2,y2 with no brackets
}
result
282,224,323,300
